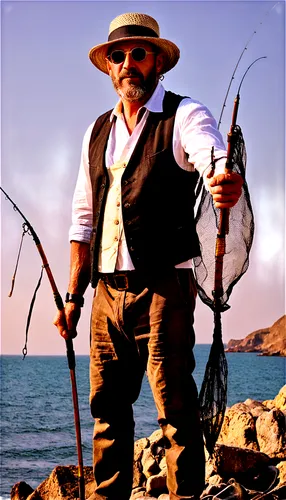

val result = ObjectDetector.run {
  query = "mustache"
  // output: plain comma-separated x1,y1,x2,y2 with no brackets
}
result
119,69,143,82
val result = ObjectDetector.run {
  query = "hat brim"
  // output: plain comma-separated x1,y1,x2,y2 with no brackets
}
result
89,37,180,74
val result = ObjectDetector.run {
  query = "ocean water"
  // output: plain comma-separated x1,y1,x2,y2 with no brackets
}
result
1,347,285,498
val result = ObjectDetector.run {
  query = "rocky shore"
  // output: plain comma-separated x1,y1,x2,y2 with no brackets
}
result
226,315,286,356
11,386,286,500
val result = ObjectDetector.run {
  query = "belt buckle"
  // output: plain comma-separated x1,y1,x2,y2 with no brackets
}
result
114,273,129,291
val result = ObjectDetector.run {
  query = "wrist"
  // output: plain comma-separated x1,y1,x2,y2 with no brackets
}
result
65,292,84,307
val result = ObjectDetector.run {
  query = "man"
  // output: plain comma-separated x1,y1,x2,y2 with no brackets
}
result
54,12,243,500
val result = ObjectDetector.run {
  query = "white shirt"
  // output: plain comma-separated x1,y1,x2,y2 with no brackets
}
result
69,83,227,270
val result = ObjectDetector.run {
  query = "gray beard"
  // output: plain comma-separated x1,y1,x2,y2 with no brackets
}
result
111,68,158,102
116,83,146,102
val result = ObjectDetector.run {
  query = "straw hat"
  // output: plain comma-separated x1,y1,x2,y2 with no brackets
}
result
89,12,180,75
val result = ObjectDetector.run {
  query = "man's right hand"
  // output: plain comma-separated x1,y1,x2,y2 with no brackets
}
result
53,302,81,340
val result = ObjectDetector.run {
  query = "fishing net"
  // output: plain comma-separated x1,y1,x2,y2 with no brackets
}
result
194,125,254,455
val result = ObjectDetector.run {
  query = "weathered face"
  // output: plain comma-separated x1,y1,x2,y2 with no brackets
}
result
105,40,164,102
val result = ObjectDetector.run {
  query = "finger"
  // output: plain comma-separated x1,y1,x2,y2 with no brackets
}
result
209,172,243,188
60,328,77,340
210,184,241,196
53,310,77,340
213,197,241,208
212,193,241,203
214,201,237,209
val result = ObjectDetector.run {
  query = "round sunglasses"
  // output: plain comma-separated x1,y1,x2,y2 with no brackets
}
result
107,47,156,65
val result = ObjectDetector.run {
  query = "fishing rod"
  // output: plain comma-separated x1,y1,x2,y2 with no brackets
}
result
217,1,279,130
0,186,85,500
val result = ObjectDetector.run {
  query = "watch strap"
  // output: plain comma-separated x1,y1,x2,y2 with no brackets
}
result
65,292,84,307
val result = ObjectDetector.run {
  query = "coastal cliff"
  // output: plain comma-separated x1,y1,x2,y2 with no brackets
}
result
226,315,286,356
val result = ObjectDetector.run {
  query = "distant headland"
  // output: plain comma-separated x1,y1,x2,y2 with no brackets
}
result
226,315,286,356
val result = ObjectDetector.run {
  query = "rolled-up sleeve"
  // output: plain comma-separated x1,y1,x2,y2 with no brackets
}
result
69,122,95,243
175,98,227,186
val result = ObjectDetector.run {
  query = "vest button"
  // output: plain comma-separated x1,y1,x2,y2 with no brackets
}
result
124,202,130,208
130,247,134,251
123,180,129,186
101,183,106,188
125,220,131,225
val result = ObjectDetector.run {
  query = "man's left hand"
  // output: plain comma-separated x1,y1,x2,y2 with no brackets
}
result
208,170,243,209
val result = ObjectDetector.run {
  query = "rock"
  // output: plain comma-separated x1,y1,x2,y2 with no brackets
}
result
133,438,149,488
159,456,167,471
134,437,150,458
207,474,225,486
218,403,259,450
274,385,286,412
141,429,165,480
277,461,286,486
11,482,34,500
130,486,147,499
157,495,169,500
263,399,276,410
211,445,280,493
146,470,167,496
21,466,94,500
211,444,270,478
256,408,286,459
225,315,286,356
133,496,157,499
243,399,269,419
141,447,160,479
148,428,164,445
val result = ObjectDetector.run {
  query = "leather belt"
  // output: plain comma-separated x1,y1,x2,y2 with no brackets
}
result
99,271,146,292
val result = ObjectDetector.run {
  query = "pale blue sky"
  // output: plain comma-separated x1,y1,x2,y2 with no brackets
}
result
1,1,285,355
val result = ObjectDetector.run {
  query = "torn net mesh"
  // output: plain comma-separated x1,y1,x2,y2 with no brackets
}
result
193,125,254,455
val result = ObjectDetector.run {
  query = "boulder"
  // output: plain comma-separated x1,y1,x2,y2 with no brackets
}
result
256,408,286,459
210,444,278,492
217,403,259,450
159,456,167,471
11,482,34,500
277,461,286,486
274,385,286,412
11,466,95,500
263,399,276,410
243,398,269,419
141,447,160,479
130,486,148,499
211,444,270,477
133,437,149,488
146,469,167,496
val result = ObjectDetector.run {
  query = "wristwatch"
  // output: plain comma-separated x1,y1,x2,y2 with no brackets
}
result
65,292,84,307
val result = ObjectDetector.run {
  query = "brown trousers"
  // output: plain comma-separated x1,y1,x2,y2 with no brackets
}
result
89,269,205,500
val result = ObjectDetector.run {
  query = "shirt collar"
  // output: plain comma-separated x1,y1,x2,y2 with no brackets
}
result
110,82,165,122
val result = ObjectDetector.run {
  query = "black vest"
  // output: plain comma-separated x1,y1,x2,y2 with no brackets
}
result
89,91,201,287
